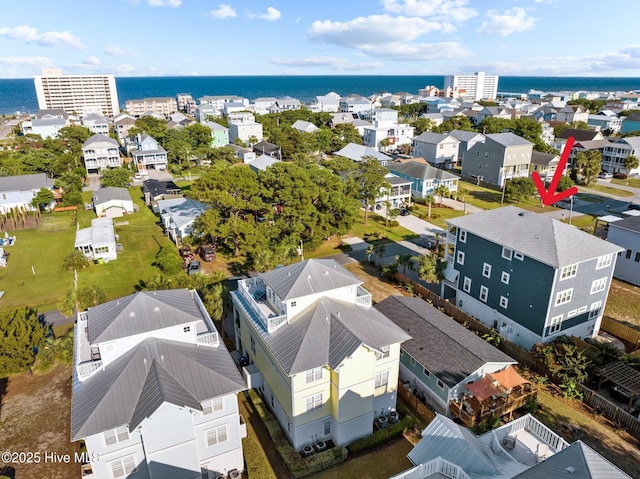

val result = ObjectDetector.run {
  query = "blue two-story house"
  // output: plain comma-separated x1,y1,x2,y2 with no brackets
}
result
444,207,623,350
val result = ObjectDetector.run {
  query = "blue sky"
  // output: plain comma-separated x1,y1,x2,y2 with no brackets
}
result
0,0,639,78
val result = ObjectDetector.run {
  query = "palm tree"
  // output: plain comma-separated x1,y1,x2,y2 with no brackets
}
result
434,184,449,205
373,243,386,264
425,195,434,218
412,254,446,284
395,254,415,276
365,244,375,263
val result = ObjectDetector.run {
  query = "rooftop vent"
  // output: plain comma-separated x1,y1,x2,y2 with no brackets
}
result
518,212,525,217
154,306,160,313
307,274,312,280
565,467,576,474
129,311,135,318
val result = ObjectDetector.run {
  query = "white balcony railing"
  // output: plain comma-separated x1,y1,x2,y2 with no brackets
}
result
78,360,103,380
235,278,288,334
356,285,372,307
390,457,471,479
197,332,219,347
239,415,247,439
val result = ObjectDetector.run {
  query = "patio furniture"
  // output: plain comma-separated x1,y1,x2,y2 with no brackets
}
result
502,435,516,451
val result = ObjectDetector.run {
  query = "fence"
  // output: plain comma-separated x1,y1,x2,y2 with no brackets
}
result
600,316,640,350
391,272,640,441
397,381,436,425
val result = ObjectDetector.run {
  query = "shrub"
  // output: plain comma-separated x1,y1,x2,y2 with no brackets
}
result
154,246,184,275
62,249,90,271
387,220,399,227
248,390,347,478
347,415,415,455
524,396,538,414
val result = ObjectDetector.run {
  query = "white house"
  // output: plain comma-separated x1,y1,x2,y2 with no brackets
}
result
251,97,278,115
82,113,109,135
602,137,640,176
159,197,210,244
388,159,459,198
334,143,393,166
74,217,118,262
291,120,320,134
113,113,136,143
231,259,411,450
93,187,135,218
131,134,168,172
308,92,341,112
20,117,68,138
0,173,55,214
71,289,247,479
607,215,640,287
82,134,122,175
378,173,412,208
228,112,263,145
411,132,460,168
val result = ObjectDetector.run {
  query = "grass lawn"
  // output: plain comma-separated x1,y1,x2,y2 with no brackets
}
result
612,177,640,188
344,261,405,304
408,203,464,229
458,180,549,213
567,214,597,233
581,183,635,197
604,278,640,331
534,388,640,478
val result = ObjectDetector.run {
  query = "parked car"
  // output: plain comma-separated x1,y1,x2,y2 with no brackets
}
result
179,245,194,261
197,244,216,262
187,260,201,275
399,209,410,216
598,172,613,179
628,203,640,211
613,172,628,179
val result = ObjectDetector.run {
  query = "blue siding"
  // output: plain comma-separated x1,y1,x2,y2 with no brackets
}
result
400,350,449,403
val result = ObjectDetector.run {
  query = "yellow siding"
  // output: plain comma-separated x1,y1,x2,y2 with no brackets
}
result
333,346,376,422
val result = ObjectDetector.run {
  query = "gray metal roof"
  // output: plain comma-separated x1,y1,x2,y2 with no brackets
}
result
334,143,391,163
87,289,205,344
71,337,246,440
92,187,132,205
486,132,532,147
250,155,280,172
266,297,411,375
447,206,623,268
407,414,501,475
375,296,514,387
512,441,630,478
260,258,361,300
82,133,119,148
389,161,460,182
449,130,484,142
163,198,209,229
0,173,54,192
413,132,456,145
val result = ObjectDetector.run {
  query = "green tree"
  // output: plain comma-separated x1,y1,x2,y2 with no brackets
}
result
624,154,639,173
154,246,184,275
130,116,169,146
355,158,389,225
557,175,575,192
505,177,536,203
412,254,446,283
332,123,363,150
574,150,601,186
76,285,107,309
57,125,92,156
411,117,434,135
101,167,131,187
0,308,48,377
395,254,415,276
434,184,449,205
31,187,54,211
62,249,90,271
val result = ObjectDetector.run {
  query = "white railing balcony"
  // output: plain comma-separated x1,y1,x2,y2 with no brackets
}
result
77,360,103,380
239,415,247,439
389,457,471,479
197,331,219,346
235,278,288,334
356,285,372,307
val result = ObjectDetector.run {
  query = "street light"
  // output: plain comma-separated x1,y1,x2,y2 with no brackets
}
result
568,195,574,225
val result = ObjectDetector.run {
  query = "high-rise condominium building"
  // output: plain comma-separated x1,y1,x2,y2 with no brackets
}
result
443,72,498,101
34,68,120,117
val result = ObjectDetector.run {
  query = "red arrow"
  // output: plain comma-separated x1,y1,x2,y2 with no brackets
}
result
532,136,578,206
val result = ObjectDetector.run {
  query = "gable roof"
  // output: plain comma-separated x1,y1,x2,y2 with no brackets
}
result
92,187,132,205
82,133,119,148
71,337,246,440
389,160,460,182
557,128,602,141
486,132,532,147
512,441,630,478
163,198,209,229
609,214,640,234
334,143,392,163
449,130,484,142
412,132,456,145
252,140,279,155
266,297,411,375
87,289,205,344
447,206,623,268
291,119,320,133
375,296,514,387
0,173,54,192
249,155,280,172
142,179,181,198
531,151,559,166
260,258,361,300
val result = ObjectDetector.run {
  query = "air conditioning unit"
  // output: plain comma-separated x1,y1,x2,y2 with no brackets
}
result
228,469,241,479
302,445,314,457
315,440,327,452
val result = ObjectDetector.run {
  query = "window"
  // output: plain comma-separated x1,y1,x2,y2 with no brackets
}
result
437,379,444,389
110,456,136,478
590,277,607,294
577,305,587,314
560,264,578,280
324,419,331,436
457,251,465,265
626,249,632,259
463,276,471,293
501,271,510,284
480,286,488,303
375,370,390,388
502,247,513,260
104,426,129,446
291,301,297,307
514,252,524,261
635,252,640,263
423,367,430,377
409,356,416,366
596,254,612,269
589,301,602,319
305,367,323,384
183,326,191,333
376,345,390,360
482,263,492,278
549,315,563,334
250,335,256,354
1,194,5,200
305,393,323,412
567,309,577,318
499,296,508,309
555,289,572,306
206,425,228,447
459,230,467,243
202,397,223,415
95,246,109,254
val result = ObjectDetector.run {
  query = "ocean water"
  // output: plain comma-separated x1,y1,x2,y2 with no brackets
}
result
2,75,640,115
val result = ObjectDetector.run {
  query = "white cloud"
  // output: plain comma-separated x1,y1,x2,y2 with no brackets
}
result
147,0,181,6
258,6,281,21
477,7,536,36
364,41,470,61
381,0,477,22
103,45,129,56
0,56,52,66
270,56,384,71
210,4,237,19
591,45,640,72
0,25,86,49
309,15,452,48
83,56,101,65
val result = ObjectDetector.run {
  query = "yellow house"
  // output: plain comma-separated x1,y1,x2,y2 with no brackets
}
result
231,259,411,450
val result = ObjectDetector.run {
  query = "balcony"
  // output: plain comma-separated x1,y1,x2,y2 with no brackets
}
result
75,312,103,382
390,457,471,479
196,331,219,347
356,285,372,307
239,415,247,439
233,277,287,336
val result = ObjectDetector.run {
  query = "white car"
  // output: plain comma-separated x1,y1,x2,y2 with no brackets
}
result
598,172,613,179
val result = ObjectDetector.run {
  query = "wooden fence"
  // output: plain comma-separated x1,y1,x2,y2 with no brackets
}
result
600,316,640,350
398,382,436,425
392,272,640,441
